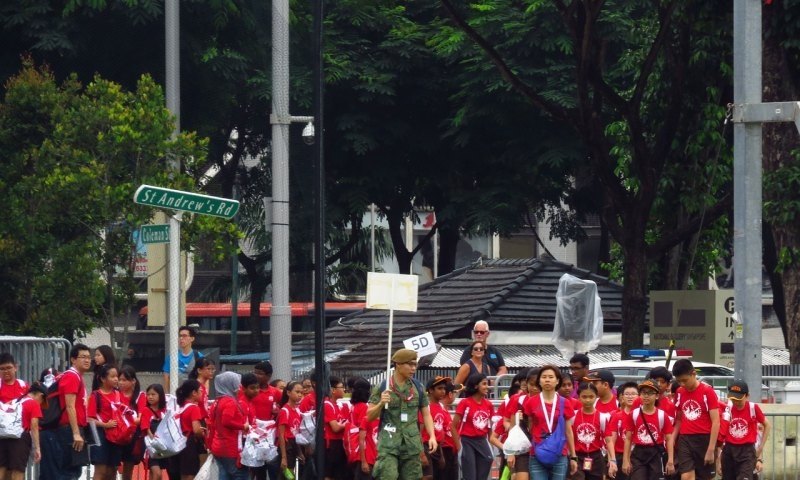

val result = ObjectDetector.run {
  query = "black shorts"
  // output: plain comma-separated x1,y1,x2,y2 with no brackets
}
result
513,453,530,474
676,434,715,480
721,443,757,480
572,450,605,480
630,446,664,480
0,432,32,472
169,434,206,476
324,439,350,479
90,428,123,467
120,432,145,464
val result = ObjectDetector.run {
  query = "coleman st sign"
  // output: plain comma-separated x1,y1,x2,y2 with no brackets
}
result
134,185,239,219
140,224,170,244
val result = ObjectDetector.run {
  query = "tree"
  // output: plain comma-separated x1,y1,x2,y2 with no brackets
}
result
762,0,800,361
438,0,735,355
0,61,213,339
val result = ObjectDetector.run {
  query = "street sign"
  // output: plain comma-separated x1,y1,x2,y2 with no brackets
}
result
133,184,240,219
140,224,170,244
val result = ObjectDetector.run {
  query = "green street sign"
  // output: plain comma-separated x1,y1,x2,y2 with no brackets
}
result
133,185,239,219
140,224,170,244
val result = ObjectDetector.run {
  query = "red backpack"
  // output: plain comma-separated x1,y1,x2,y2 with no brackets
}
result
343,404,361,464
97,391,138,445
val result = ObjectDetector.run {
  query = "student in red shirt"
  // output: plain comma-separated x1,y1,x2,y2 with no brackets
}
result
0,353,27,404
672,359,719,480
168,379,207,480
299,377,316,412
440,381,461,480
88,364,123,480
141,384,168,480
504,367,540,480
210,372,250,480
278,381,305,479
0,381,44,480
720,381,770,480
420,376,451,480
118,365,145,480
572,382,616,480
323,376,349,480
584,370,619,415
347,378,376,480
622,380,675,480
523,364,579,480
189,357,216,420
454,373,495,480
609,382,639,480
252,361,282,422
558,375,582,413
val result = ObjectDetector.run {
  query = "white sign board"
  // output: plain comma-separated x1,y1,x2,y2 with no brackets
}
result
404,332,437,358
366,272,419,312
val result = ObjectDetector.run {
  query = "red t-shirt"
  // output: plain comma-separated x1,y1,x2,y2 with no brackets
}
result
21,397,43,430
420,401,450,443
625,408,674,446
674,382,718,435
210,396,247,458
608,410,630,453
358,413,379,464
502,393,527,421
493,419,507,442
595,397,619,415
252,386,282,421
199,384,210,419
0,379,28,403
88,389,122,422
722,402,764,445
523,394,575,456
323,398,348,441
57,368,87,427
299,391,316,413
567,397,582,414
278,405,302,439
632,395,676,419
140,406,165,432
456,396,494,438
572,410,611,453
179,403,204,435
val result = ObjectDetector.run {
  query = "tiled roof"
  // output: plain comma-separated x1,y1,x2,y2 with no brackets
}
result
321,257,625,371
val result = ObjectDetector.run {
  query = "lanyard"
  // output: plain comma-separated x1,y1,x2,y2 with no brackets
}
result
541,395,558,434
389,376,414,403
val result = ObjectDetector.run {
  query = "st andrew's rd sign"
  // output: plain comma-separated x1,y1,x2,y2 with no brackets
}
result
134,185,239,220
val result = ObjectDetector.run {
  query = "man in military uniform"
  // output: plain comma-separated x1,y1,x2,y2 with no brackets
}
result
367,348,438,480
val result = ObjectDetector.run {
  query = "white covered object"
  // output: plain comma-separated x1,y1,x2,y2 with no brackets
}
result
552,273,603,359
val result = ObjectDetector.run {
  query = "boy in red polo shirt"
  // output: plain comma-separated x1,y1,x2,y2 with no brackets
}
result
672,359,719,480
0,354,27,404
720,381,770,480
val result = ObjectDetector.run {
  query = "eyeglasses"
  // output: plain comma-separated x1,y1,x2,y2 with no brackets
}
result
473,330,488,335
472,348,485,352
77,355,92,360
640,391,658,396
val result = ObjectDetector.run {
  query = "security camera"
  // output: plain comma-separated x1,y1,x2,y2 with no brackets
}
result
302,122,315,145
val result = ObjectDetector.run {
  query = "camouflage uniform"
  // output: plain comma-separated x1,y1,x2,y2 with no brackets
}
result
370,378,429,480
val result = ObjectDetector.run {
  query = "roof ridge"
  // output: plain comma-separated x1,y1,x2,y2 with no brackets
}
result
470,258,546,321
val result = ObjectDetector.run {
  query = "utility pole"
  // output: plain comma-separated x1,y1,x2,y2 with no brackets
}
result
731,0,800,396
165,0,181,393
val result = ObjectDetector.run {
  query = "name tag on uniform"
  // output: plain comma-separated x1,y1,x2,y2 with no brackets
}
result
400,413,409,422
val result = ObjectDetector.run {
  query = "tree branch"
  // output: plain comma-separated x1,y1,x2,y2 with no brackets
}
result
325,213,363,266
409,222,440,258
646,192,732,258
440,0,572,124
630,1,678,109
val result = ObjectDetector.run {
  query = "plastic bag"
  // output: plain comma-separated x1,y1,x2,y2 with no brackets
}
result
295,411,316,446
195,454,215,480
241,434,264,467
146,407,187,458
503,424,532,456
552,273,604,359
0,399,27,439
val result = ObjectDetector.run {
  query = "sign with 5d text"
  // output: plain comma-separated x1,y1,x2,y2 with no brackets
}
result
134,185,240,220
403,332,437,357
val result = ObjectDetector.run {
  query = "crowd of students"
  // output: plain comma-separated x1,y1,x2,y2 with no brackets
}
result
0,341,774,480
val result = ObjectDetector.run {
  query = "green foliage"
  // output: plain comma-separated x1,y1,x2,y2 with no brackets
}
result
0,61,215,336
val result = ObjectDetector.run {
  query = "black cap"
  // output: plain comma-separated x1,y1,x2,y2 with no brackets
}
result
728,380,749,399
584,369,615,385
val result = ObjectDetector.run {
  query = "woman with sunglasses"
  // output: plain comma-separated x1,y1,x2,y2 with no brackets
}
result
454,341,495,389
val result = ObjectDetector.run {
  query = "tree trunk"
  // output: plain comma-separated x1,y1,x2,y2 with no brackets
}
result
239,252,265,350
437,226,460,276
385,208,413,274
763,224,788,348
620,239,649,358
762,2,800,361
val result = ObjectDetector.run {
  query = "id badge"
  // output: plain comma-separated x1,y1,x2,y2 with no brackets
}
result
582,457,593,471
400,413,409,422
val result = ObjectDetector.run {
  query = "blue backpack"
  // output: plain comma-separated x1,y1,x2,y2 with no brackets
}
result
534,396,566,467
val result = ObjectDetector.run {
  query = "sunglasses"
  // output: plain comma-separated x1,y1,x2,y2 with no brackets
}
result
473,330,488,334
473,347,485,352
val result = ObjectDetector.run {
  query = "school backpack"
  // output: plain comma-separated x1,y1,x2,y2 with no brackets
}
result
40,370,80,430
97,391,138,445
146,405,188,459
344,405,362,464
0,397,32,439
